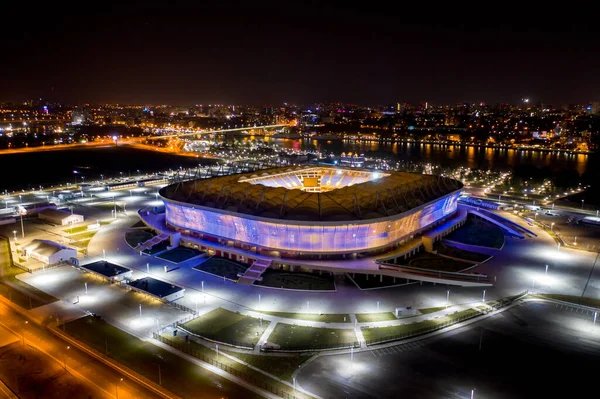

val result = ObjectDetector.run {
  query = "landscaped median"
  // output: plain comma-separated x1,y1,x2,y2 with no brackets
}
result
155,333,315,399
257,311,350,323
537,293,600,308
193,256,248,280
265,323,359,352
61,316,254,399
355,312,397,322
362,308,482,345
179,307,269,349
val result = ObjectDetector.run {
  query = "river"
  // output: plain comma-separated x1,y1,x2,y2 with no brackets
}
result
0,140,595,192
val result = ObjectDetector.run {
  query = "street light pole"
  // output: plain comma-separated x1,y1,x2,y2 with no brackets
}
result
116,378,123,398
20,213,24,238
64,346,70,370
582,250,600,298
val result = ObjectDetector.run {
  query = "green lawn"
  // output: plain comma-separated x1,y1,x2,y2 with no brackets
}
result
258,311,350,323
539,294,600,308
182,308,269,347
223,350,312,382
193,257,248,281
347,273,409,289
99,220,113,226
434,242,491,263
130,220,147,228
72,239,91,249
398,251,473,273
63,316,257,399
444,215,505,249
418,306,447,315
68,231,98,241
0,237,58,309
63,225,91,234
157,246,203,263
143,240,170,255
362,308,481,344
268,323,358,351
256,269,335,291
158,334,314,398
125,229,156,248
355,312,397,322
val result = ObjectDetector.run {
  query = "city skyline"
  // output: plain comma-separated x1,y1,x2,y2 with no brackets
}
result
1,2,599,105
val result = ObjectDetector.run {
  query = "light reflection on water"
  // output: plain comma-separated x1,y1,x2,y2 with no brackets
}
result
264,138,592,174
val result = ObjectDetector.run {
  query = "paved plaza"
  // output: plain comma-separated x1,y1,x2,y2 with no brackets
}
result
4,185,600,337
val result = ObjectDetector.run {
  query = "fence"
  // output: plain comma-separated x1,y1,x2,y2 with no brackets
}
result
365,291,528,346
175,323,255,350
111,279,198,316
261,341,360,353
153,333,303,399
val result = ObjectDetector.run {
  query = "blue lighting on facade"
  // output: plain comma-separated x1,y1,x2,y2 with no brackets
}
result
164,191,460,255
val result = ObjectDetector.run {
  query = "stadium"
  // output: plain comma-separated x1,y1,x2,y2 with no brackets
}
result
158,166,463,261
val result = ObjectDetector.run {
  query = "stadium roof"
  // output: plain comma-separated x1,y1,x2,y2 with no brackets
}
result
160,166,463,221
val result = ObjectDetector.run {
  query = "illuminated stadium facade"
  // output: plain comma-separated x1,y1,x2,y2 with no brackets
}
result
158,166,463,260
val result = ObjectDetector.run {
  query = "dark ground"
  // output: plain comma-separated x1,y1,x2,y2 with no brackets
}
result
298,301,600,399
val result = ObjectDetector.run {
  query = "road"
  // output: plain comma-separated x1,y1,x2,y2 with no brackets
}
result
297,300,600,398
0,300,164,399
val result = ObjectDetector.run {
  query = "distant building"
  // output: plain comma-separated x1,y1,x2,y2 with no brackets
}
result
38,208,84,226
21,239,77,265
17,202,56,216
71,108,92,125
340,152,365,167
591,102,600,115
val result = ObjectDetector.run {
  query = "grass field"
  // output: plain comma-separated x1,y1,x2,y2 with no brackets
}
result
258,311,350,323
362,308,480,343
72,239,91,249
159,334,314,398
157,246,203,263
418,306,447,314
398,251,473,273
539,294,600,308
68,231,98,241
355,312,397,322
347,273,409,289
434,242,491,263
256,269,335,291
63,225,91,234
0,237,58,309
130,220,147,228
223,350,311,382
444,215,505,249
63,316,254,399
143,240,170,255
182,308,269,347
268,323,358,350
193,257,248,280
125,229,156,248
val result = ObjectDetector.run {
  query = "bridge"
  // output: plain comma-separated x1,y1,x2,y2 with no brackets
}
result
146,124,289,140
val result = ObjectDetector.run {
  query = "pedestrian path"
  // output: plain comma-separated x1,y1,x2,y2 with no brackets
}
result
255,320,277,353
349,314,366,347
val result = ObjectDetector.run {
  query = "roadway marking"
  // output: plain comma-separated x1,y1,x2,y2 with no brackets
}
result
370,341,425,357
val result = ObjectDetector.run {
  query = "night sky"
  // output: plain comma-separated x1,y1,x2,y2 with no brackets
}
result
1,2,599,106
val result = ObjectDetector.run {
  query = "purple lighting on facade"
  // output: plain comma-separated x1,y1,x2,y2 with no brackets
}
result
164,192,460,255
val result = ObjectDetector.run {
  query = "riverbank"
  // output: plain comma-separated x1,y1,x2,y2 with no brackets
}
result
0,141,119,155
